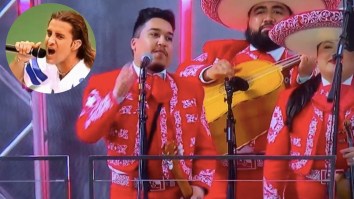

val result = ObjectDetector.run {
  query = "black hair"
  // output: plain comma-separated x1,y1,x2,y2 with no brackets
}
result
132,7,175,38
285,74,322,131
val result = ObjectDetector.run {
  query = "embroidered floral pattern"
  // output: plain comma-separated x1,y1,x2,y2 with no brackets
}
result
119,105,132,115
107,143,128,154
85,92,114,129
186,114,198,123
193,169,214,187
267,106,284,143
179,64,204,77
306,169,321,181
194,53,208,62
270,10,343,46
182,98,197,109
118,129,128,140
291,115,318,170
190,137,196,147
108,159,134,167
201,0,222,27
325,114,333,156
291,136,302,147
112,172,129,186
263,177,281,199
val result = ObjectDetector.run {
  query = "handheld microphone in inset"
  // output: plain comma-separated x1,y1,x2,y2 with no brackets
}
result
5,44,46,58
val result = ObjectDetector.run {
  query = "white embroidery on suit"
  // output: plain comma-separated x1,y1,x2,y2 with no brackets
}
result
291,137,302,147
325,115,333,156
186,114,198,123
107,143,128,154
160,107,168,147
291,115,318,170
119,106,132,114
180,65,204,77
85,92,114,129
194,53,208,62
267,106,284,143
118,129,128,140
168,75,178,113
190,137,196,147
263,177,281,199
193,169,214,186
112,172,129,186
182,98,197,108
306,170,321,181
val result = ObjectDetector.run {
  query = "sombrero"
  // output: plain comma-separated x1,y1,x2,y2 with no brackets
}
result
269,9,343,57
201,0,341,31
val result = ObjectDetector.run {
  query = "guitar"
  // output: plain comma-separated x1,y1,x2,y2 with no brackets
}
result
203,55,300,154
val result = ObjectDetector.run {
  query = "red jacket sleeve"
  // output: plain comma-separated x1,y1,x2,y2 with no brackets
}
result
76,70,120,143
176,39,249,81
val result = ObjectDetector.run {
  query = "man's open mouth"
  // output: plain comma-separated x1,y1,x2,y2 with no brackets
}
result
47,49,56,55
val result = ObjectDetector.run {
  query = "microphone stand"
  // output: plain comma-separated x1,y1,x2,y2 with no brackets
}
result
225,77,236,199
224,76,249,199
138,65,149,199
327,1,353,198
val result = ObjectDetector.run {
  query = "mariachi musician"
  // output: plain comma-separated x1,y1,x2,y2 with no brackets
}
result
264,8,354,199
176,0,340,198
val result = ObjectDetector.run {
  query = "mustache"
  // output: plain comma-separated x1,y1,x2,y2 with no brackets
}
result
259,22,275,31
152,48,168,57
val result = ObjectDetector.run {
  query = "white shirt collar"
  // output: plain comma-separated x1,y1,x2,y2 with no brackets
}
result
322,75,353,86
132,61,166,79
249,44,285,62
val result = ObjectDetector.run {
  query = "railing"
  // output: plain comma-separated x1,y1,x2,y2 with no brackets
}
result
0,155,70,199
89,154,336,199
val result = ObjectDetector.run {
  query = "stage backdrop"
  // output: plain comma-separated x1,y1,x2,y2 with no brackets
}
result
0,0,243,198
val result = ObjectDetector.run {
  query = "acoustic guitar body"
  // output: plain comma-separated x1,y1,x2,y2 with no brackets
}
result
203,60,285,154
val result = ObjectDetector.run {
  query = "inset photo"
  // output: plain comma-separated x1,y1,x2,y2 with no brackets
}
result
6,3,96,94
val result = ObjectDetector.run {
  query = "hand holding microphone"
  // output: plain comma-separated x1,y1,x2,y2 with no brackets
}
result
7,41,45,64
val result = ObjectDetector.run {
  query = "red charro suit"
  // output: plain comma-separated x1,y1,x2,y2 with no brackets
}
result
177,39,298,199
76,65,216,199
264,80,354,199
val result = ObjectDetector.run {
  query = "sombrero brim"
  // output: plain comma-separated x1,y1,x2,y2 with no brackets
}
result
269,9,342,57
201,0,340,31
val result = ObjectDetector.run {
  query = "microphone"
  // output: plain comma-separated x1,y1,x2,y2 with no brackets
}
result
140,54,152,68
5,44,46,58
228,76,249,92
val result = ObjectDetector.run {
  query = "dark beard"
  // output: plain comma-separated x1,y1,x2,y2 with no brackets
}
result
245,27,280,53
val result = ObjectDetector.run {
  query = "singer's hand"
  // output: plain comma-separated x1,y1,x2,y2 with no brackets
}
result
9,41,41,83
203,59,238,82
298,55,317,78
189,186,205,199
112,63,136,104
14,41,42,63
340,147,354,166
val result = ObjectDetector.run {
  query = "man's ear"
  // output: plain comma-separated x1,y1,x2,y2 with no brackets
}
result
131,38,137,53
72,40,82,51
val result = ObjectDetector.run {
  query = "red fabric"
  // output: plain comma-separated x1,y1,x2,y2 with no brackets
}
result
263,80,354,199
76,67,216,198
176,39,305,199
